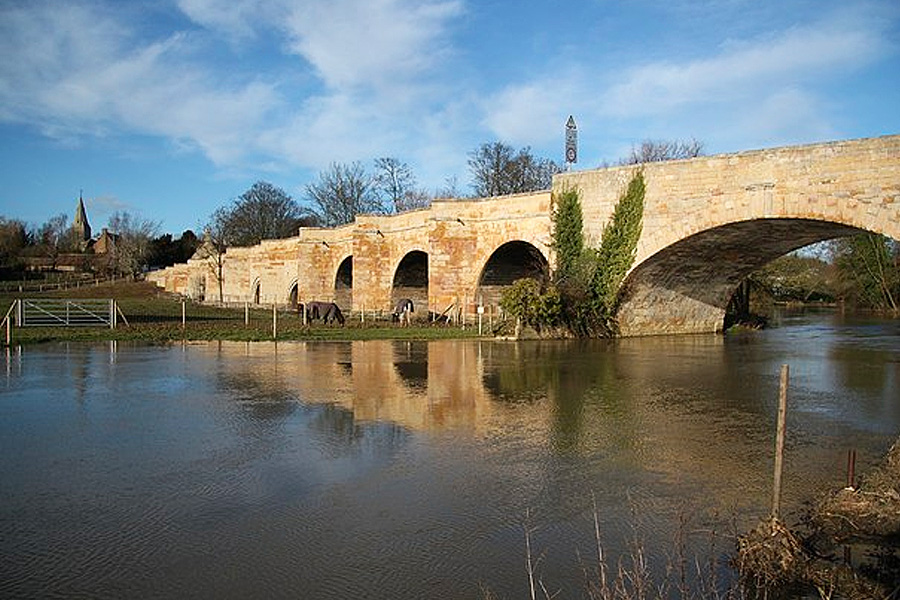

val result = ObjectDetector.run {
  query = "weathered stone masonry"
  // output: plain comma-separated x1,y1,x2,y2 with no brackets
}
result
149,135,899,336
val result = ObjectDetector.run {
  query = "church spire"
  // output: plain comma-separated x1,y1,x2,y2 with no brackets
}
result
73,191,92,245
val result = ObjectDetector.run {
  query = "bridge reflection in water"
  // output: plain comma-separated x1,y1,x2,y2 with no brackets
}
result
3,316,899,599
196,328,898,519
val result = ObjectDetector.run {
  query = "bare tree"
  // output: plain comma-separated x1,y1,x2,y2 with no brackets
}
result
31,213,76,268
106,211,161,276
435,174,460,199
195,223,228,303
213,181,304,247
304,162,385,227
396,189,432,212
373,157,422,212
621,139,704,164
468,142,561,197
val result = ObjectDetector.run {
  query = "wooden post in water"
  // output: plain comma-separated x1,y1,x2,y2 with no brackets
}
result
772,364,789,520
847,449,857,489
181,299,186,330
272,303,277,339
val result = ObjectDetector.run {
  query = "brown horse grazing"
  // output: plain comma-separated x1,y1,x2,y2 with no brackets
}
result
304,301,345,325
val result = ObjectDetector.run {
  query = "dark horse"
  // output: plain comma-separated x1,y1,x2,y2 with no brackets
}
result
391,298,414,323
304,301,345,325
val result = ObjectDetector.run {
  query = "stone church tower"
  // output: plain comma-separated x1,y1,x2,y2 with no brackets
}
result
73,193,92,249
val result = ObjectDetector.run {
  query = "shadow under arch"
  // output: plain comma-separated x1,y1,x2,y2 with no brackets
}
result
288,280,299,310
392,250,428,316
477,240,549,307
335,255,352,310
251,277,261,304
617,218,863,336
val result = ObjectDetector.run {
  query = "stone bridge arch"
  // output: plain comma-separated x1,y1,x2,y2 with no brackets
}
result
288,279,299,309
476,240,549,307
335,255,353,310
553,135,899,336
251,277,261,305
392,250,428,316
617,218,863,335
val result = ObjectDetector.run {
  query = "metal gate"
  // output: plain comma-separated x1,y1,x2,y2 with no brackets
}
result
15,299,117,328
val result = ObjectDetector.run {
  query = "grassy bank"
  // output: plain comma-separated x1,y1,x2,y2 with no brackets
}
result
0,280,486,345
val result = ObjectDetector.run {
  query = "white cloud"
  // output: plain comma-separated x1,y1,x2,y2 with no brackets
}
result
602,17,885,118
730,87,836,147
0,1,282,165
175,0,264,39
280,0,464,91
475,5,894,163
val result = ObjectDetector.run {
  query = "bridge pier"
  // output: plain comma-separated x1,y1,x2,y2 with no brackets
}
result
618,283,727,336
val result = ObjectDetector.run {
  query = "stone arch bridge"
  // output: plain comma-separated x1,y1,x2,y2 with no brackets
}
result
149,135,899,336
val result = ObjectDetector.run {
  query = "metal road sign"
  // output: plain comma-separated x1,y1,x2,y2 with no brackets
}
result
565,115,577,164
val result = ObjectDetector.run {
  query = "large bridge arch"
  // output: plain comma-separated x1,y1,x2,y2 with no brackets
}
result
476,240,549,307
556,134,899,336
616,218,864,336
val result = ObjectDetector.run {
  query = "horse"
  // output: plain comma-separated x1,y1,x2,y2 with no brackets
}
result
392,298,414,323
322,302,345,325
303,301,345,326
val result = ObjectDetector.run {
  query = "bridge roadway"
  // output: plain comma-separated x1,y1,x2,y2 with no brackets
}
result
149,134,899,336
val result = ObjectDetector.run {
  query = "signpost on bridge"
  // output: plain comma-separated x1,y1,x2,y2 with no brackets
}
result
565,115,577,170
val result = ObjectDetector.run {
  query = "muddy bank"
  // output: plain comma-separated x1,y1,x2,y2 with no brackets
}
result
739,440,900,598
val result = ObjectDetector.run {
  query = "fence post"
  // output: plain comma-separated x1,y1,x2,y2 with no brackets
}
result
272,303,277,339
182,299,186,330
772,364,789,520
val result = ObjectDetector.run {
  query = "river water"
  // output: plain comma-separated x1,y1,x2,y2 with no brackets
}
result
1,310,898,599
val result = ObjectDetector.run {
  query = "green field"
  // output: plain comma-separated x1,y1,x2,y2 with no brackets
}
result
0,280,488,345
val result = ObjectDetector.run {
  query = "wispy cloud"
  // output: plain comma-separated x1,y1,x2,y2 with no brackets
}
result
602,18,886,118
0,0,895,190
476,4,895,161
0,1,282,164
280,0,464,92
0,0,468,179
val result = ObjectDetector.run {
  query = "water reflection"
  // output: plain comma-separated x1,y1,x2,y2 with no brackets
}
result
2,312,898,600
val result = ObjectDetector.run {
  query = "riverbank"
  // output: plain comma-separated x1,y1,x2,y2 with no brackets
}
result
0,280,486,345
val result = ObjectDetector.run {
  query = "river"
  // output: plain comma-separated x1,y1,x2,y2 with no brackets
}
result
1,309,898,598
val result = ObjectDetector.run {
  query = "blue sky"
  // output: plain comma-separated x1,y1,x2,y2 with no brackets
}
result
1,0,898,236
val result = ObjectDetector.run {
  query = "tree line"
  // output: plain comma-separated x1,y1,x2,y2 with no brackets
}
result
0,210,198,279
750,237,899,314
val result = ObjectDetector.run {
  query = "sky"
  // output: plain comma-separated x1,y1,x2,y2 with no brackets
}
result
1,0,898,236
